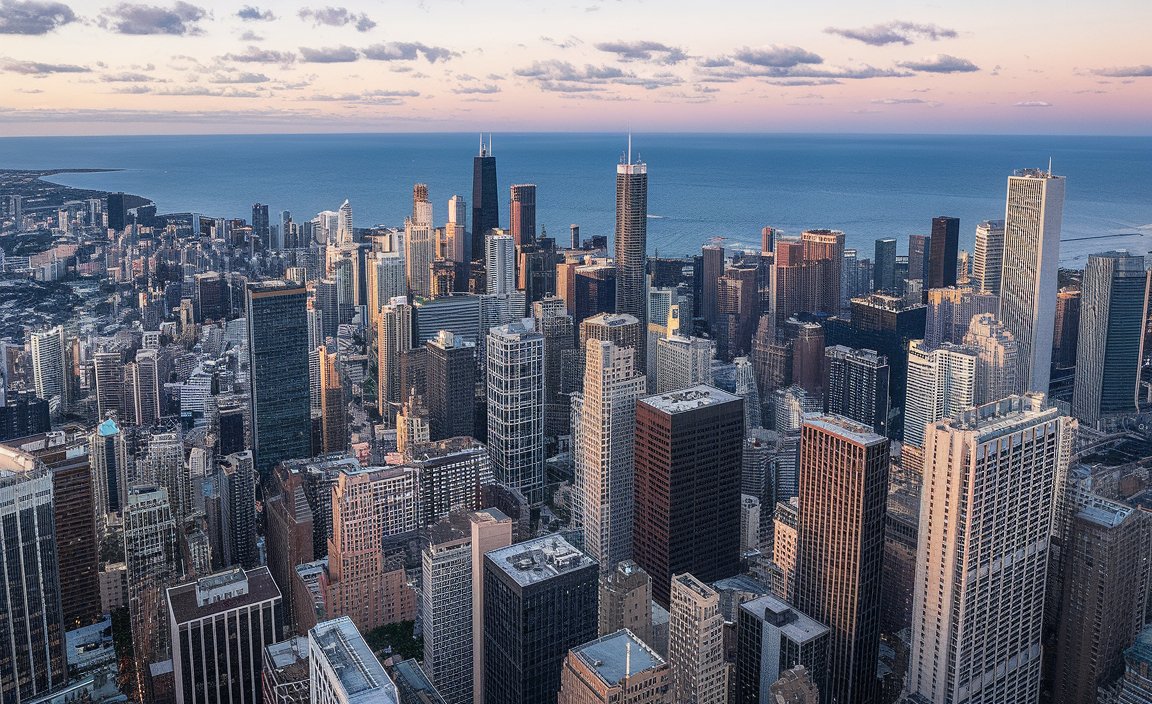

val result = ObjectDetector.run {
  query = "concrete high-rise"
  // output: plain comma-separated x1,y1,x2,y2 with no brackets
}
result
30,325,66,406
472,137,499,260
422,513,479,704
800,229,844,315
998,168,1065,394
717,264,760,360
928,216,960,289
824,346,890,437
579,312,643,373
972,220,1005,294
908,234,930,286
735,594,829,704
903,340,976,449
597,560,654,645
654,335,713,393
1071,251,1149,428
534,298,576,439
667,573,726,704
633,386,743,606
874,238,897,292
406,215,437,299
471,508,514,704
572,340,646,573
425,330,476,441
92,350,122,420
317,346,347,453
124,486,182,695
962,313,1019,406
615,143,648,327
557,629,668,704
907,396,1070,704
167,566,283,704
407,438,492,526
247,281,310,478
486,320,546,503
509,184,537,246
446,194,468,263
795,415,889,704
309,616,401,703
483,535,598,704
924,285,998,348
0,446,66,703
377,295,414,420
91,417,129,528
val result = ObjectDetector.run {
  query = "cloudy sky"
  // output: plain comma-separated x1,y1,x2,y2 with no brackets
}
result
1,0,1150,135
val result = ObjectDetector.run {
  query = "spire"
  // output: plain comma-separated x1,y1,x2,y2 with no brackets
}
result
627,131,632,165
1048,156,1053,177
479,133,484,156
488,133,493,155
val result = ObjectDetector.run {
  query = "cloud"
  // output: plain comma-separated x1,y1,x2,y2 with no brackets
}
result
299,45,359,63
362,42,457,63
515,59,681,92
301,88,418,104
454,83,501,94
1092,65,1152,77
698,60,910,83
763,78,842,86
826,21,957,46
223,45,295,63
1014,100,1053,107
100,71,155,82
110,85,152,93
541,35,582,49
594,40,687,64
731,45,822,67
99,2,207,35
871,97,929,104
236,5,273,20
209,71,270,83
238,30,262,40
155,85,262,97
297,6,374,31
0,57,89,74
0,0,76,34
898,54,979,73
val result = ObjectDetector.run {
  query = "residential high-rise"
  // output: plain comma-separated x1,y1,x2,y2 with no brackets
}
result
336,199,354,245
574,260,617,326
579,312,643,372
928,216,960,289
485,231,515,295
252,202,271,248
247,281,311,478
486,320,546,503
377,295,414,420
800,229,844,315
1071,251,1149,427
903,340,976,450
667,573,726,704
425,330,476,441
92,350,123,420
406,215,437,299
654,335,713,393
264,461,315,633
124,486,182,695
509,184,537,246
309,617,401,703
701,243,725,330
572,340,646,572
963,312,1019,406
924,285,999,348
1116,626,1152,704
422,513,478,704
597,560,654,645
91,417,129,528
972,220,1005,294
141,430,190,520
472,508,514,704
407,438,492,525
907,396,1071,704
167,566,283,704
823,346,890,437
795,415,889,704
615,143,648,328
219,451,258,570
1052,288,1081,369
633,386,743,606
557,629,669,704
483,535,599,704
30,325,66,406
874,238,897,292
317,345,347,453
130,348,162,426
735,594,829,704
717,264,759,360
998,168,1065,394
0,445,66,702
472,137,499,260
534,298,576,438
908,234,930,286
446,194,469,264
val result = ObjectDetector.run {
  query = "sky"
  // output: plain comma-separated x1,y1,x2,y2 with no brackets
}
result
1,0,1150,136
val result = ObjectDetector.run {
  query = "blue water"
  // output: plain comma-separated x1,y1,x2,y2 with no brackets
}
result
1,133,1149,264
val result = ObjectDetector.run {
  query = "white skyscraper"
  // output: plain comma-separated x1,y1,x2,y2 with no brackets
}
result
904,340,976,449
907,395,1071,704
571,339,646,573
667,573,726,704
486,320,545,503
485,232,515,295
446,195,468,263
654,335,713,393
998,169,1065,394
972,219,1005,295
336,199,353,245
964,313,1019,406
377,296,413,420
309,617,400,703
422,514,475,703
30,326,66,405
405,216,436,299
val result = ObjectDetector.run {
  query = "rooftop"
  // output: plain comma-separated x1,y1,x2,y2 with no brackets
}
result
264,636,310,683
572,629,665,686
1077,496,1135,528
642,384,740,414
390,659,447,703
166,566,280,624
310,617,398,703
802,413,887,447
582,312,640,328
486,534,595,587
740,594,829,645
1124,624,1152,667
96,418,120,437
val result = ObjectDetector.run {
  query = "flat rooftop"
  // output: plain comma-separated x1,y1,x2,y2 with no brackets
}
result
801,413,886,446
487,534,595,587
311,617,398,703
740,594,829,645
573,629,665,686
167,566,280,624
642,385,739,414
264,636,309,683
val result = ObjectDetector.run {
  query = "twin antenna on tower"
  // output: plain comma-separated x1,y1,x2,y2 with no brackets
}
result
479,133,493,157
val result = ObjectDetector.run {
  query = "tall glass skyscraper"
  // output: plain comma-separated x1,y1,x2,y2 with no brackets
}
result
246,281,311,477
614,142,648,326
472,136,499,260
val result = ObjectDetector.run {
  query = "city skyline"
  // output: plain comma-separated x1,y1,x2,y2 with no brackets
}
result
0,0,1149,135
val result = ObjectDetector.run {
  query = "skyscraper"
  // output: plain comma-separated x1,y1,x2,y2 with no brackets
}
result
633,386,743,606
963,313,1019,406
247,281,310,478
928,216,960,289
422,513,479,704
317,345,347,453
309,617,401,703
425,330,476,441
972,220,1005,294
90,417,128,528
557,629,668,704
30,326,66,406
667,573,726,704
252,202,270,249
907,396,1070,704
908,234,930,286
0,446,66,702
998,168,1065,394
874,238,897,292
167,566,283,704
615,141,648,327
219,451,258,570
1052,288,1081,370
406,214,437,299
735,594,829,704
377,295,414,420
795,415,889,704
534,298,576,439
1071,251,1149,427
336,199,354,245
92,350,122,420
597,560,654,644
447,194,468,263
485,231,515,295
924,285,999,348
701,243,725,331
483,535,598,704
472,136,499,260
509,184,537,246
654,335,713,393
579,312,643,377
408,438,492,525
800,229,844,315
903,340,976,449
486,320,546,503
472,509,514,704
124,486,182,696
572,340,646,572
823,346,890,437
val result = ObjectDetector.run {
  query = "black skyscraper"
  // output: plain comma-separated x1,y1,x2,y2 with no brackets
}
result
471,136,499,261
928,216,960,288
874,238,897,293
252,203,270,249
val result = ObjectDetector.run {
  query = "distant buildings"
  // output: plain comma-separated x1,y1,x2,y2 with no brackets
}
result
928,216,959,289
615,146,648,328
972,219,1004,294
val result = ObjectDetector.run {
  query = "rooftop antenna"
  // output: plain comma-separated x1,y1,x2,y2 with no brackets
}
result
627,131,632,165
625,641,631,678
479,133,484,156
1048,156,1053,177
488,133,493,156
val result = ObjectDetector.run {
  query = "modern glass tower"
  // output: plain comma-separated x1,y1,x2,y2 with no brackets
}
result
509,184,537,246
486,320,545,503
928,216,960,289
614,140,648,326
471,136,499,260
246,281,311,477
